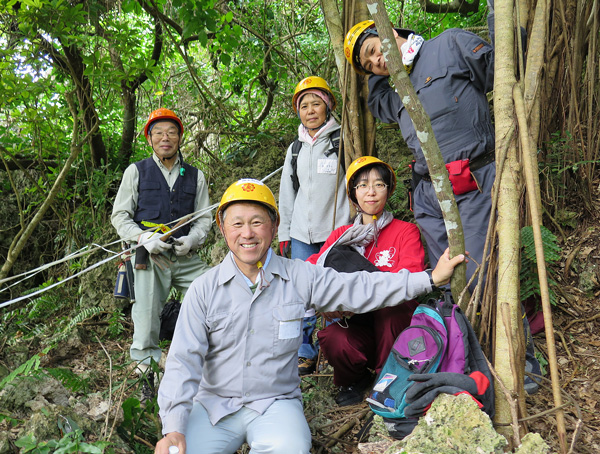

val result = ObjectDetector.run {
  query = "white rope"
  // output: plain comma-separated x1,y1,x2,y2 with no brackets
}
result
0,166,283,309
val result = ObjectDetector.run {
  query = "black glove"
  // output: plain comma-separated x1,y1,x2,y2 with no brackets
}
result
404,385,467,417
404,372,490,417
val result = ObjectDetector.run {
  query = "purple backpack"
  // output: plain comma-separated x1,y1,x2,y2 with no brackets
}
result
367,293,494,439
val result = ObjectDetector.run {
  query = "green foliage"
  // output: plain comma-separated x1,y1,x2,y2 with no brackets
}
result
25,281,63,320
536,351,548,376
223,132,280,164
45,367,90,393
53,306,104,344
385,155,416,223
67,162,123,244
0,413,21,427
118,375,161,452
397,0,489,38
108,310,127,338
15,430,108,454
0,346,51,391
538,131,599,228
520,225,561,305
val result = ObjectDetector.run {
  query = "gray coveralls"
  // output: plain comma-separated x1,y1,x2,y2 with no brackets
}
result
368,28,495,288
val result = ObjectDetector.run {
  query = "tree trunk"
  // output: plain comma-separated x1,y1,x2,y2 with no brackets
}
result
321,0,375,165
0,96,86,280
492,0,526,446
60,42,107,168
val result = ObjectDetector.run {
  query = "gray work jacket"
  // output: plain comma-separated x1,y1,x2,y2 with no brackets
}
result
368,28,495,176
158,251,432,434
278,122,350,244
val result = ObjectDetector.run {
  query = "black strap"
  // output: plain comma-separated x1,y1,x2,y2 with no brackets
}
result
469,150,495,172
290,129,343,193
290,138,302,192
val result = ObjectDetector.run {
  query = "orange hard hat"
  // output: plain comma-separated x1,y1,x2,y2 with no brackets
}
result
144,108,184,139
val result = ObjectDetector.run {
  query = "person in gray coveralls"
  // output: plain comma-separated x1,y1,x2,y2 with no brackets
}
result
344,16,541,395
345,20,495,291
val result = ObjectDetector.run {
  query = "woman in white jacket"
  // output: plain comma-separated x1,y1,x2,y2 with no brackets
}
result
278,76,350,375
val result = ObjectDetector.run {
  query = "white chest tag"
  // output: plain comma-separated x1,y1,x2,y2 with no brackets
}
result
278,319,301,340
317,159,337,174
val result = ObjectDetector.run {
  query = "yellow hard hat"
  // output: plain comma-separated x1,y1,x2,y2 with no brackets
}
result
144,108,184,139
344,21,415,75
216,179,280,228
345,156,396,204
344,20,377,76
292,76,337,113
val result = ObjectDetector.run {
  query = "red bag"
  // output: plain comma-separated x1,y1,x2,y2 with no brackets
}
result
445,159,478,195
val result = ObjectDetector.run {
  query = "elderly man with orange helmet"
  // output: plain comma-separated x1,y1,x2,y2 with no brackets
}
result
279,76,351,375
154,178,464,454
111,108,212,399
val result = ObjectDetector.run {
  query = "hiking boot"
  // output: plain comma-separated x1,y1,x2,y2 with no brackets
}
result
335,374,373,407
298,357,316,376
524,357,542,395
319,358,331,373
523,310,542,395
140,371,156,405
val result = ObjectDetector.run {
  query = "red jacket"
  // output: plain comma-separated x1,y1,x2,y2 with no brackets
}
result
307,219,425,273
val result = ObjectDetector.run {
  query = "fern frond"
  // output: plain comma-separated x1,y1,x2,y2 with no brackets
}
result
520,225,561,306
46,367,89,393
52,306,104,343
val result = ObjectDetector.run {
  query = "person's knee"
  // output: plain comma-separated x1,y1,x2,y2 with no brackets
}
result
248,400,311,453
250,434,311,454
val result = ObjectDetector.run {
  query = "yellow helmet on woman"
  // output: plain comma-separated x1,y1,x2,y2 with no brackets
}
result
216,179,280,228
292,76,337,113
345,156,396,204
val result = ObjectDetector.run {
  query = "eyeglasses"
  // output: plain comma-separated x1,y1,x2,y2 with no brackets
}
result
151,130,179,139
354,182,388,193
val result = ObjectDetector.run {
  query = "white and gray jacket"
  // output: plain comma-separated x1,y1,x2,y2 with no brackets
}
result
278,121,350,244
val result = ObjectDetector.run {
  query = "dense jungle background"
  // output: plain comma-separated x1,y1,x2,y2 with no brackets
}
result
1,0,599,452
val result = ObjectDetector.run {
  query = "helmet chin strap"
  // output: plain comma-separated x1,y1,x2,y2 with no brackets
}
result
159,151,177,161
150,137,181,162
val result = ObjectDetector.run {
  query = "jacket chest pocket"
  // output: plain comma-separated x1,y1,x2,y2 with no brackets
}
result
400,67,456,131
272,303,305,356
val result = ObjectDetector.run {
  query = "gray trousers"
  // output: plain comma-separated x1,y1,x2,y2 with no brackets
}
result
131,251,210,364
185,399,311,454
413,163,495,291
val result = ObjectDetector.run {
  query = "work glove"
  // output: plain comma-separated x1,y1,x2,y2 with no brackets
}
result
279,241,291,257
173,235,195,256
138,231,171,255
404,371,490,417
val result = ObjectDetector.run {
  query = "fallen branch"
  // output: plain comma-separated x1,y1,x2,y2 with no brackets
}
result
325,408,370,448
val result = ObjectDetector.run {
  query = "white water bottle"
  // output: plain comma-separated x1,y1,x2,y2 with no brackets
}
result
168,447,180,454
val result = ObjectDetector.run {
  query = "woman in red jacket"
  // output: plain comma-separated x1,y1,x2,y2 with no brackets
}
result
307,156,425,406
